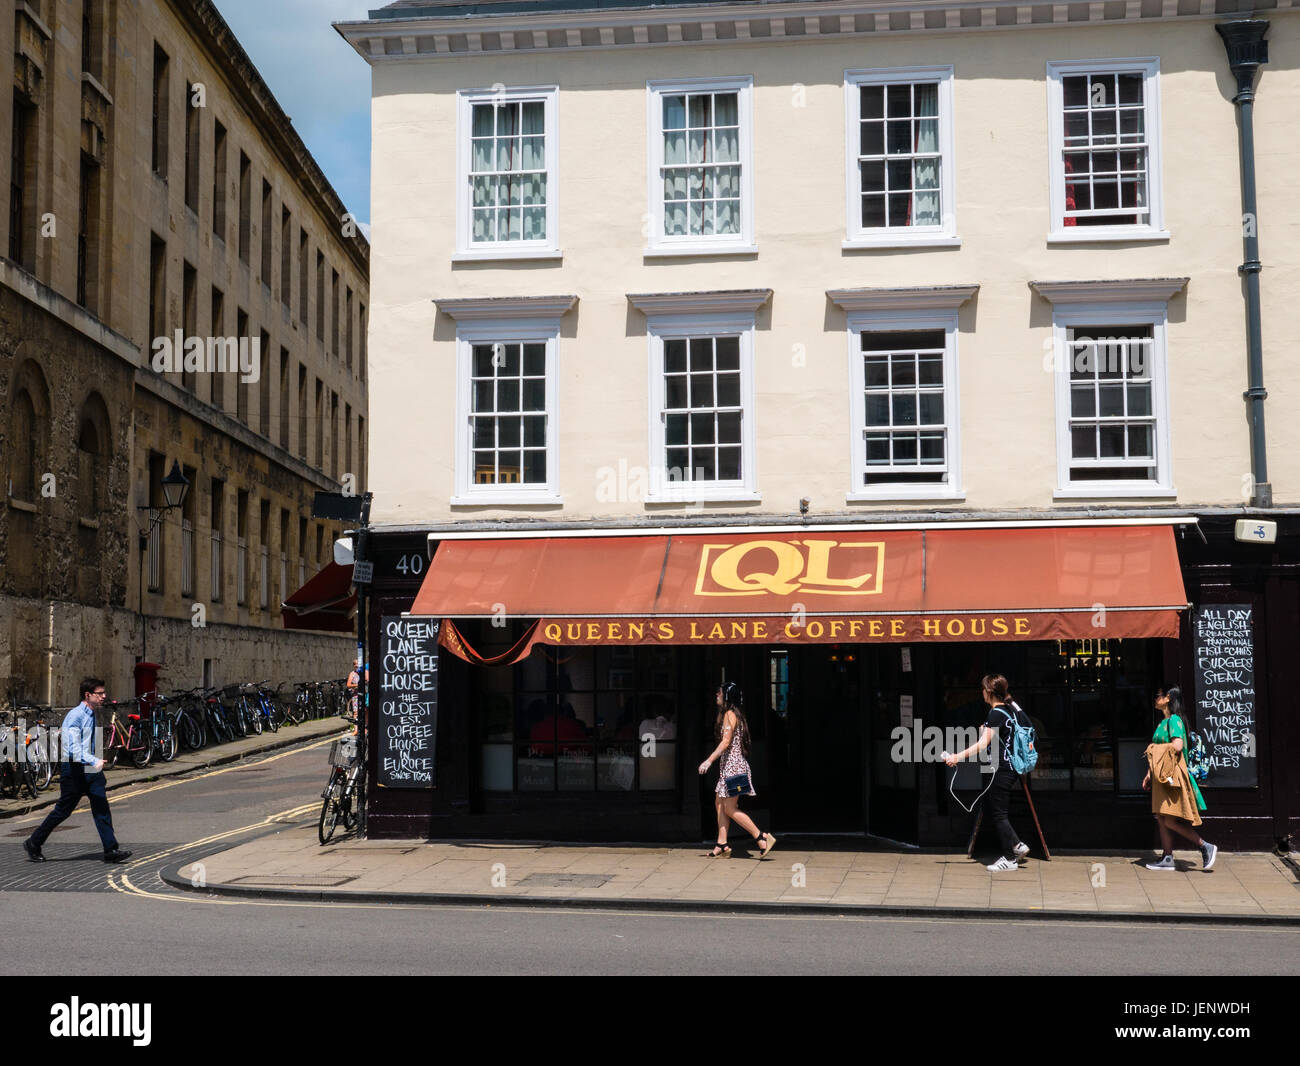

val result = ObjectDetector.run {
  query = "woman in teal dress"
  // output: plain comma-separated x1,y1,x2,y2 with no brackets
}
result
1142,687,1216,871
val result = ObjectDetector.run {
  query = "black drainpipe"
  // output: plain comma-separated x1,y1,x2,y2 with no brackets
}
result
1215,19,1271,508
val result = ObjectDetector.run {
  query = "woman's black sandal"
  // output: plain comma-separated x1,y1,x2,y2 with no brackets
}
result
708,844,731,858
756,832,777,860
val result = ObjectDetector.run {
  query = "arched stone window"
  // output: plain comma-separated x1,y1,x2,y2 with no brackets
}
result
7,361,50,503
75,393,112,520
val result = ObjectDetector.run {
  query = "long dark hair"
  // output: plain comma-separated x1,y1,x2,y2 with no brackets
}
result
982,674,1015,708
1166,685,1189,726
715,682,751,759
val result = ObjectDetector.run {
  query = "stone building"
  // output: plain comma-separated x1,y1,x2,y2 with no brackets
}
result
1,0,369,707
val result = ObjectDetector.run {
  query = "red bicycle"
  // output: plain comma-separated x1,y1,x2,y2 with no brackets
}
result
103,700,153,769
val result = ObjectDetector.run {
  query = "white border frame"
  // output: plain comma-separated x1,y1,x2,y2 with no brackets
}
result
644,310,760,503
452,317,563,505
843,65,958,250
1046,57,1167,244
645,75,756,257
1050,299,1174,499
845,308,964,502
455,84,562,261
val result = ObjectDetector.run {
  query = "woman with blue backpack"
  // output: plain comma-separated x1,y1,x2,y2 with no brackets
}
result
1143,687,1216,871
943,674,1034,872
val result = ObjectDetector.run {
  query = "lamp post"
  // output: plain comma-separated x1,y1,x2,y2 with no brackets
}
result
137,460,191,663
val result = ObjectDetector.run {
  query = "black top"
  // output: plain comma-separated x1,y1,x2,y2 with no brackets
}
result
984,702,1031,775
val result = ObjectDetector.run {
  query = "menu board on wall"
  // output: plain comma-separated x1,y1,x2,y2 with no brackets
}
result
1191,604,1257,789
375,616,438,789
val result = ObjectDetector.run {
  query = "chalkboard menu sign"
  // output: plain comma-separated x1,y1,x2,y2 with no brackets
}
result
375,616,438,789
1191,604,1257,789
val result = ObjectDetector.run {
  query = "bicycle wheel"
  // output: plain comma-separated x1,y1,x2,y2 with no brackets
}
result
230,703,247,738
182,712,204,751
264,700,280,733
287,699,306,726
131,733,153,769
29,744,52,791
318,782,341,845
159,720,178,762
250,710,263,736
103,733,120,770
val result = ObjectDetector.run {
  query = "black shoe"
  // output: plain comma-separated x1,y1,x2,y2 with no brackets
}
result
102,848,132,864
23,839,45,863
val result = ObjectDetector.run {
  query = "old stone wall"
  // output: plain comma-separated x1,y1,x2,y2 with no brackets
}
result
0,594,353,710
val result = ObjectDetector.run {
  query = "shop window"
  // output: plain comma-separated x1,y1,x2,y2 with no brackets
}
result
935,638,1159,796
473,633,679,794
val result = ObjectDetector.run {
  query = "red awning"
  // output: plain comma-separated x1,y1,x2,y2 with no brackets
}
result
281,561,356,634
411,526,1188,648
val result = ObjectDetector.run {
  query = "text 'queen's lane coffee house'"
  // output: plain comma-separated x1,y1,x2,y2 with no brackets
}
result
362,519,1298,850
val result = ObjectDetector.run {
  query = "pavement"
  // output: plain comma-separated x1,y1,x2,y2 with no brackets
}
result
167,826,1300,925
0,716,349,819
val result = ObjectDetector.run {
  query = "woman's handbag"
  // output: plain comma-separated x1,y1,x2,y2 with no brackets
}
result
723,773,752,797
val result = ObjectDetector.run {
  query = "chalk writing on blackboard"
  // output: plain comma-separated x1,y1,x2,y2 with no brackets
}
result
376,616,438,789
1191,604,1256,789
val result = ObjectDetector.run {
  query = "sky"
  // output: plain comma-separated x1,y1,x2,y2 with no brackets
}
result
212,0,374,231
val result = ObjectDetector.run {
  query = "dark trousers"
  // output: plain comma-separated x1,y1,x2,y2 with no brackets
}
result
985,770,1021,861
28,764,118,853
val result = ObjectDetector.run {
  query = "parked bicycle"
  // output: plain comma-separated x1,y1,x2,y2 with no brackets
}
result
103,700,153,769
319,719,361,845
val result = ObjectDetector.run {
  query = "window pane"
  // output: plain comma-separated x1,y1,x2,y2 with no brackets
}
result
1063,76,1088,109
714,93,738,126
717,447,742,481
689,373,714,407
690,412,715,444
1098,384,1125,417
666,375,687,408
891,353,916,387
1099,426,1125,458
866,394,890,426
473,381,494,412
522,379,545,411
689,338,713,371
688,95,710,128
861,86,884,119
918,393,944,425
665,339,687,373
497,380,520,411
523,343,546,376
860,123,884,158
715,337,739,370
862,195,886,228
1127,424,1153,459
716,373,740,407
523,415,546,446
1071,426,1096,459
663,95,686,129
665,414,688,446
1128,385,1152,417
865,435,890,465
865,354,889,388
1071,386,1096,418
917,353,943,386
498,418,521,448
523,449,546,484
892,395,917,426
472,345,495,377
717,411,742,445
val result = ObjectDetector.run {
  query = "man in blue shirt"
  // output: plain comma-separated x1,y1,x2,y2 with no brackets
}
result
23,677,131,863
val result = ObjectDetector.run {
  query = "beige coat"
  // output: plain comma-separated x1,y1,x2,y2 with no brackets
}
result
1146,742,1202,826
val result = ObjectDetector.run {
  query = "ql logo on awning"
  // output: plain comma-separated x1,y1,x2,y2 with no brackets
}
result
693,539,885,597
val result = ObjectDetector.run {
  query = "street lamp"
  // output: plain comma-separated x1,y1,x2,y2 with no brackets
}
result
137,459,191,663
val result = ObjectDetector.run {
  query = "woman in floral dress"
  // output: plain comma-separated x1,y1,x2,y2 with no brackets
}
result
697,682,776,859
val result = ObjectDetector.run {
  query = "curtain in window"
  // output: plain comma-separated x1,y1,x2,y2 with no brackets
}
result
911,84,940,227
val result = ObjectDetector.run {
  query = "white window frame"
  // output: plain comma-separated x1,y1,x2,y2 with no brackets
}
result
1046,57,1167,243
843,66,958,250
455,85,561,262
1050,301,1174,499
644,312,759,503
645,76,756,257
452,320,562,506
846,309,964,502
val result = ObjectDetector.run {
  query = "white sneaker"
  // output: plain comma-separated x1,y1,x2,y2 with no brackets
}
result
987,856,1019,872
1145,854,1175,871
1013,842,1030,859
1200,842,1217,871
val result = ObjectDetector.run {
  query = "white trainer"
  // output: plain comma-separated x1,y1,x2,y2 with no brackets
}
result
1013,842,1030,859
1145,854,1175,871
987,856,1019,872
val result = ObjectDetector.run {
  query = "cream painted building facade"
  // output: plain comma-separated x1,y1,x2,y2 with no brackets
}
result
340,1,1300,848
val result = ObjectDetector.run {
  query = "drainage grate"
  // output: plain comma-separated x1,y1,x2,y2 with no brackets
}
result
228,874,357,887
516,872,612,889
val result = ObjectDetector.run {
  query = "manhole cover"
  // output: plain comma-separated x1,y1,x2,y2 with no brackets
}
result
228,874,357,887
517,873,611,889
